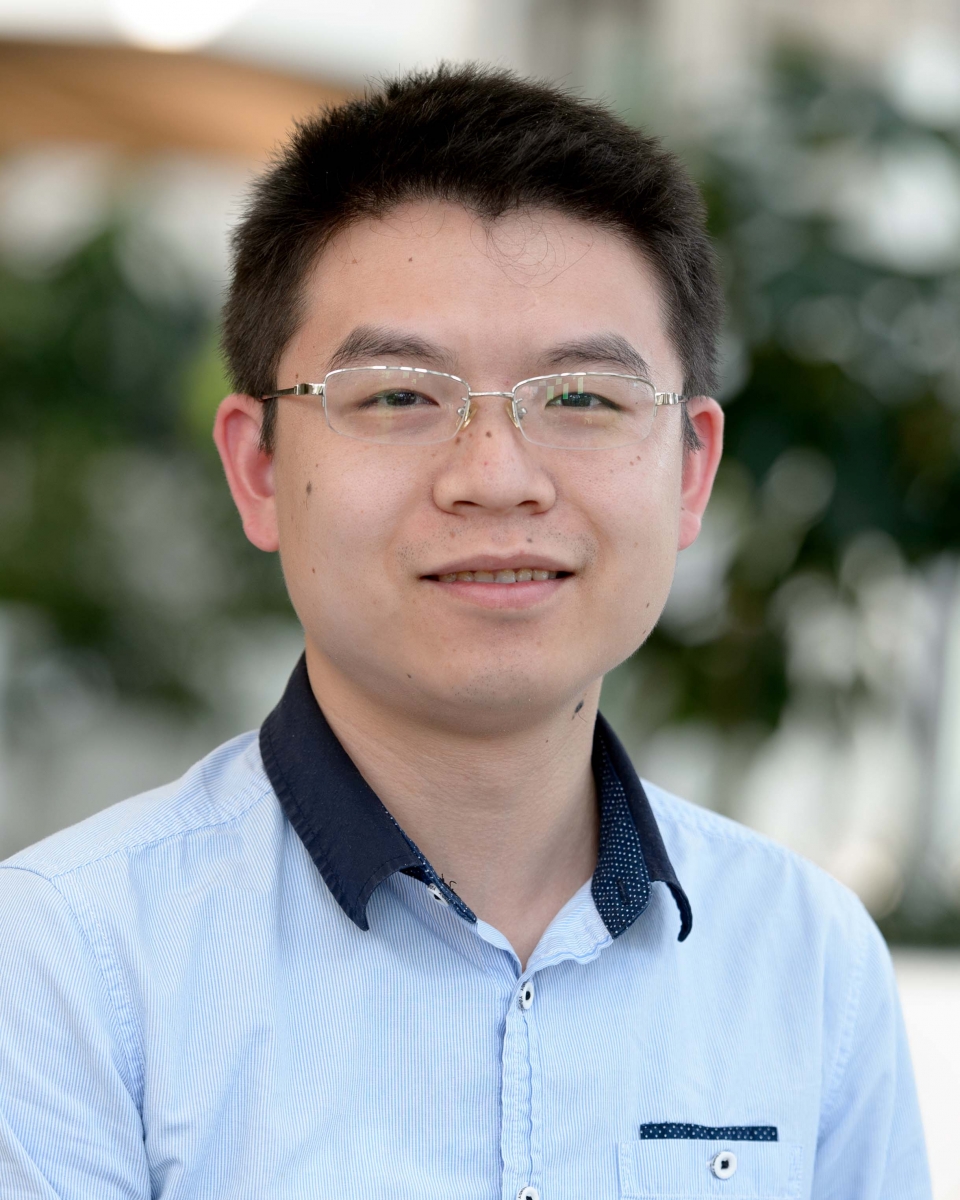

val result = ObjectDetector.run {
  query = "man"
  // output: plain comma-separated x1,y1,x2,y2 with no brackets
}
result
0,66,929,1199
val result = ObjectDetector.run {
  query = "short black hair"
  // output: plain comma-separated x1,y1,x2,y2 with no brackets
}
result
222,63,722,451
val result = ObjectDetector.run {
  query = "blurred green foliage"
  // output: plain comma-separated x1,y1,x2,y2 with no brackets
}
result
636,47,960,734
0,229,288,711
879,903,960,947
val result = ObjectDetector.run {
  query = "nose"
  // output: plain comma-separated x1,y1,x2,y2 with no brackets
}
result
432,395,556,517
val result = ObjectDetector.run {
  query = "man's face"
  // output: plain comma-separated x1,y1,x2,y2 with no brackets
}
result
227,201,720,732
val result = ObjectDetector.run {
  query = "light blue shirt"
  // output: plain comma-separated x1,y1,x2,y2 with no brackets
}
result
0,662,930,1199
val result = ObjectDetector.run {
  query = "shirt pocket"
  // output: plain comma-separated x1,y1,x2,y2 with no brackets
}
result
618,1139,803,1199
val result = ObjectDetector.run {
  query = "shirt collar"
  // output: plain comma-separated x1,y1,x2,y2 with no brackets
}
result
260,655,691,942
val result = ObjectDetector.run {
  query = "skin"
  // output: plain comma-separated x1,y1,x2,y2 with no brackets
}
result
215,201,723,965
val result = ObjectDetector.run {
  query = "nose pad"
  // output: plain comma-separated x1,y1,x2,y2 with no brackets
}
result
454,397,526,437
507,398,525,430
456,399,474,431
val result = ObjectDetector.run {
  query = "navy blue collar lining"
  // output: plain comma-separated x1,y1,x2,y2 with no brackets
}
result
260,656,691,942
594,711,692,940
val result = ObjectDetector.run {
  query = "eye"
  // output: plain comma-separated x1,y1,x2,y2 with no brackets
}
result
359,389,439,409
544,389,619,411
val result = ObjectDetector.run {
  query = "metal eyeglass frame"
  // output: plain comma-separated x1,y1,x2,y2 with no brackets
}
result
260,365,687,447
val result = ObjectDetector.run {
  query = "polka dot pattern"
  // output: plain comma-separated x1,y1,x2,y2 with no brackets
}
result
403,860,475,924
392,814,477,924
639,1123,778,1142
591,741,652,938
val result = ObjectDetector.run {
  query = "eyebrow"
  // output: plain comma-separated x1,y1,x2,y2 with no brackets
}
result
326,325,652,381
539,333,652,379
327,325,456,372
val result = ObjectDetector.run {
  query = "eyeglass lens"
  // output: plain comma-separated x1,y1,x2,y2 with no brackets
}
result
323,367,658,448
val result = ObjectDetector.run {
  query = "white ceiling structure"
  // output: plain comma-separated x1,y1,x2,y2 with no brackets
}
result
2,0,960,114
0,0,529,86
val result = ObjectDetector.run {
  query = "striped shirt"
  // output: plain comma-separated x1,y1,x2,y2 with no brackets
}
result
0,658,930,1198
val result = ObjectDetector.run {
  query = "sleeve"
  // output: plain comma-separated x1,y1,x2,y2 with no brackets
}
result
0,866,150,1199
812,909,931,1200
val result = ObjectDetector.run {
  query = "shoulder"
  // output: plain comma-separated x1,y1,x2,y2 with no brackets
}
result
1,731,275,885
642,783,896,1094
643,780,880,953
0,731,292,1029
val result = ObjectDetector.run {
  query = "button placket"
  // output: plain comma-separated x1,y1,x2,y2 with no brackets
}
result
499,987,534,1200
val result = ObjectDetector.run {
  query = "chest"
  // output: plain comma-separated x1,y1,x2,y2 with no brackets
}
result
137,920,818,1200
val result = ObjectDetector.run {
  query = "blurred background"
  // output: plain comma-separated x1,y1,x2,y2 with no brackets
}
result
0,0,958,1189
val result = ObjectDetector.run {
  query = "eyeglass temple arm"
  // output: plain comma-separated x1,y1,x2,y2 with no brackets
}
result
260,383,324,400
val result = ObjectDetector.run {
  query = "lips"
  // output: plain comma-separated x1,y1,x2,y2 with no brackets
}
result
436,568,560,583
422,555,574,581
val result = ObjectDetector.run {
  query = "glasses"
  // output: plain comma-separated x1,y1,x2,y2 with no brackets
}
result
261,366,686,450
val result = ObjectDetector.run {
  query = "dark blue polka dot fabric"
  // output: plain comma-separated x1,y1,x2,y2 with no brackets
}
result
392,813,477,924
591,740,652,937
639,1123,778,1141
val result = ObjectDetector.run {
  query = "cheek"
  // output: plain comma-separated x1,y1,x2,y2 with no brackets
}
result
274,446,418,613
587,445,680,557
580,450,682,626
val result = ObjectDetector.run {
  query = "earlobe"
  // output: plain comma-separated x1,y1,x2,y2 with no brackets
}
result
678,397,724,551
213,394,280,553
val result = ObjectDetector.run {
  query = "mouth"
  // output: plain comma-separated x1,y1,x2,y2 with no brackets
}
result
420,558,575,610
425,568,570,584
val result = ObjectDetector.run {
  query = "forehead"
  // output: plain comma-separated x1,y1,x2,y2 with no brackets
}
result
285,201,680,383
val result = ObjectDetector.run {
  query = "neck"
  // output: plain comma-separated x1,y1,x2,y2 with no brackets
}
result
303,643,601,968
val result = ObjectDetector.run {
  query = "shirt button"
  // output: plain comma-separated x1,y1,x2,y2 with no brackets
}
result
710,1150,738,1179
519,981,535,1010
426,883,448,905
517,1188,540,1200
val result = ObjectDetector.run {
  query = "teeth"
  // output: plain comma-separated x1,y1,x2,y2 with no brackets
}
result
436,569,560,583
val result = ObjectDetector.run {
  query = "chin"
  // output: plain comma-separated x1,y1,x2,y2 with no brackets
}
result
411,661,594,729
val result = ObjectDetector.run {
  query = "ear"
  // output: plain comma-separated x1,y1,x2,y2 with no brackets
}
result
678,396,724,551
213,394,279,553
